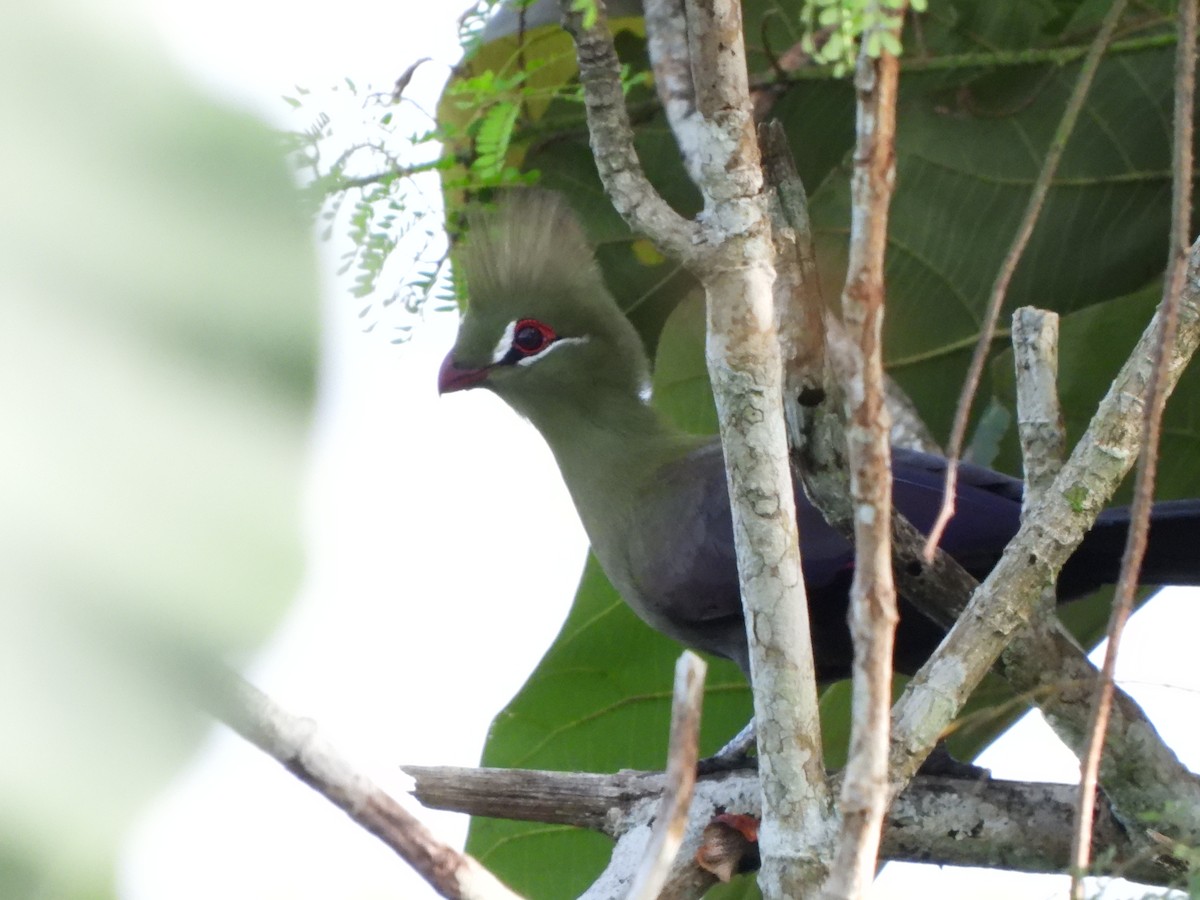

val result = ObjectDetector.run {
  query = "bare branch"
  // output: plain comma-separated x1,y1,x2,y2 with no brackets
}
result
1012,308,1066,505
874,308,1200,844
559,0,702,264
821,8,905,894
892,236,1200,808
644,0,701,181
402,765,1183,886
924,0,1129,559
1072,2,1197,890
210,671,523,900
708,717,757,765
759,119,829,436
760,120,939,455
680,1,835,892
627,652,707,900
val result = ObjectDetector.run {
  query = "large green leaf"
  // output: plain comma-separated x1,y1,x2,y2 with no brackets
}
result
469,559,751,896
457,1,1196,895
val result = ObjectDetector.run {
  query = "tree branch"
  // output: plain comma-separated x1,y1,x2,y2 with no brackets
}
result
627,652,706,900
208,670,522,900
402,764,1184,887
1013,308,1066,505
644,0,701,182
563,2,832,894
559,0,702,265
871,307,1200,849
891,235,1200,825
763,252,1200,856
821,8,905,894
759,128,939,456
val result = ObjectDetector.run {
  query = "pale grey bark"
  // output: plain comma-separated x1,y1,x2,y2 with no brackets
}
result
890,237,1200,842
402,764,1180,888
211,671,523,900
627,652,707,900
1013,308,1065,506
562,2,832,895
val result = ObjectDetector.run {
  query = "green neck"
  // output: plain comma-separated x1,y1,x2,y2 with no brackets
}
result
516,384,705,532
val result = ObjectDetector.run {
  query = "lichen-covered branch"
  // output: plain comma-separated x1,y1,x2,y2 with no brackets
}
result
891,237,1200,824
402,764,1182,887
1013,308,1066,504
563,2,832,895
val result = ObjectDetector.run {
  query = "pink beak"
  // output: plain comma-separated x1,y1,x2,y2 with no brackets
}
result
438,352,491,395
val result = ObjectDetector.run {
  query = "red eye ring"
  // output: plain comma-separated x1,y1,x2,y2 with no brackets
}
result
512,318,556,355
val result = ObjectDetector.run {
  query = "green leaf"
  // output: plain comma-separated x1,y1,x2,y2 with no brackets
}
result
466,558,752,898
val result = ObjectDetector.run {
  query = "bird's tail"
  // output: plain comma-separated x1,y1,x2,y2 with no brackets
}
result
1060,499,1200,598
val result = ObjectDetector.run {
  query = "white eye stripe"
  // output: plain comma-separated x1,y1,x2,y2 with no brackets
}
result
490,320,517,364
491,319,589,366
515,335,589,366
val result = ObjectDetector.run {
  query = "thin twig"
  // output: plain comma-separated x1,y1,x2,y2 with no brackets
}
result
391,57,432,104
628,651,707,900
1070,2,1197,893
745,28,1174,89
209,670,523,900
707,717,757,766
820,7,906,896
923,0,1129,560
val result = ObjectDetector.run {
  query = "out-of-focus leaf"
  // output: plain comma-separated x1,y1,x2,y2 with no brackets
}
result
0,4,317,898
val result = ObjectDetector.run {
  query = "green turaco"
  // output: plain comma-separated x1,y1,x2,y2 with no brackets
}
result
438,191,1200,684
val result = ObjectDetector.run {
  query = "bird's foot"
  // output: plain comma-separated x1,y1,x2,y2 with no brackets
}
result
697,719,758,776
918,741,991,780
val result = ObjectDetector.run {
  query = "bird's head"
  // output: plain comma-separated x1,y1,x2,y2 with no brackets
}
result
438,192,651,422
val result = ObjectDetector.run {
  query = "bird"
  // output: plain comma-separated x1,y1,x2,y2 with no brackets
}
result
438,191,1200,685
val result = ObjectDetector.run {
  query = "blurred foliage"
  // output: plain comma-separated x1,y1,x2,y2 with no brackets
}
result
799,0,930,73
396,0,1200,895
0,3,317,898
284,0,652,334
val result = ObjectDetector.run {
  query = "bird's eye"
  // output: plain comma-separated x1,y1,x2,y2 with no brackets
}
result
512,319,556,355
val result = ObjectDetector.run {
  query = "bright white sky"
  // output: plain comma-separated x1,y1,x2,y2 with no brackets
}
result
121,1,1200,898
